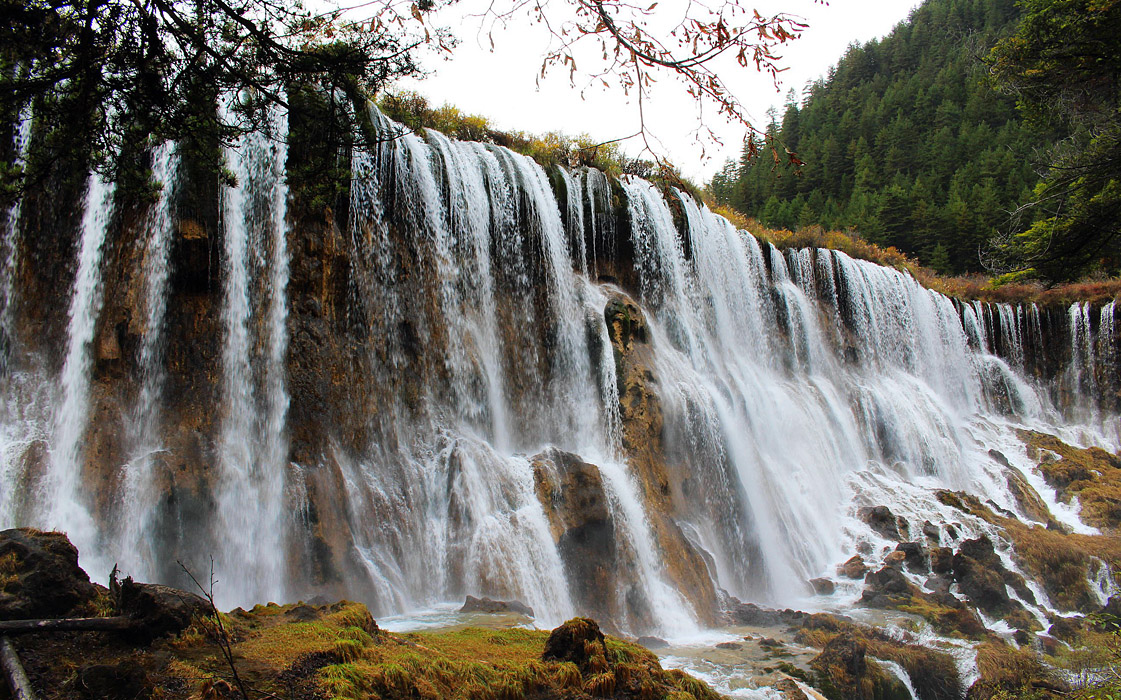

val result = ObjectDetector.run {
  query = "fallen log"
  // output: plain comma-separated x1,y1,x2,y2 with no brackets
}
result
1,637,38,700
0,616,134,636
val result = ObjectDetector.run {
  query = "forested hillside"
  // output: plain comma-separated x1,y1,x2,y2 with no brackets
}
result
709,0,1031,274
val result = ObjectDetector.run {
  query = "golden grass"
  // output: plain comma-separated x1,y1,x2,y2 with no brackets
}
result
166,605,721,700
705,207,1121,306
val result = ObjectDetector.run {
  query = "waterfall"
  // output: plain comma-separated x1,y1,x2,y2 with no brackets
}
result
0,104,33,372
118,142,181,577
0,104,1118,638
43,174,117,560
214,105,291,606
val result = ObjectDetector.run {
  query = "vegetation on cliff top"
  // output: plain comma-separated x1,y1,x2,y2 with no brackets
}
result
709,0,1121,284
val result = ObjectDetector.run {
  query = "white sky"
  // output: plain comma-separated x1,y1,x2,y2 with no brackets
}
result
387,0,922,181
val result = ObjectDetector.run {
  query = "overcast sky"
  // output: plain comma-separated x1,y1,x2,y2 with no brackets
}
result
388,1,923,180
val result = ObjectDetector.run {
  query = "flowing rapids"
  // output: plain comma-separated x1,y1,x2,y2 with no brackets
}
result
0,106,1117,638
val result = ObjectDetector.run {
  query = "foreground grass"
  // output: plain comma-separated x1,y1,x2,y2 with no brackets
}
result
166,603,720,700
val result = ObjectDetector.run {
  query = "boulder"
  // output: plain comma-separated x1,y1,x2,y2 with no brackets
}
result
1048,615,1084,642
895,542,927,573
929,547,953,575
809,633,909,700
810,578,835,595
859,506,907,541
860,565,920,609
117,578,211,640
542,617,607,669
724,599,807,628
951,537,1036,623
459,595,534,617
0,528,99,619
838,555,868,579
637,635,669,649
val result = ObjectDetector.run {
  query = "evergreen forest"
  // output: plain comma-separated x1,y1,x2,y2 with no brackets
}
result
709,0,1063,276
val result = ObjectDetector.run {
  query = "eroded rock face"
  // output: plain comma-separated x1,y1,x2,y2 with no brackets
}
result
531,448,618,625
0,528,99,619
602,292,720,626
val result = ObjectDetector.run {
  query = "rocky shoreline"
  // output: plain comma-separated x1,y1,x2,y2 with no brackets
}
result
3,516,1118,700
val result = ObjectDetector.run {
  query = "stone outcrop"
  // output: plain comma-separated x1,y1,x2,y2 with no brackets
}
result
602,292,720,626
0,528,99,620
459,594,534,617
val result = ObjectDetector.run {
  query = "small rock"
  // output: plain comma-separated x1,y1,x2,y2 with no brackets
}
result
1039,635,1063,656
859,506,905,541
895,542,927,573
759,637,783,649
922,521,940,541
810,578,835,595
459,594,534,617
930,547,953,575
285,604,321,621
923,575,952,596
838,555,868,579
637,635,669,649
716,641,743,650
774,677,810,700
883,551,907,569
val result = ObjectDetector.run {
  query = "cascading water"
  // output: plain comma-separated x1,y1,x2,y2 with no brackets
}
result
0,104,1118,643
116,142,181,580
213,104,291,606
0,105,33,373
41,174,117,566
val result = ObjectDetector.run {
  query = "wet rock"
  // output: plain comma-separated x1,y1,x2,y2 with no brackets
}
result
838,555,868,579
72,663,152,700
117,578,211,640
637,635,669,649
1005,468,1055,526
758,637,783,649
531,449,615,623
860,565,920,608
859,505,907,541
542,617,607,669
922,521,940,541
459,595,534,617
1048,615,1084,642
924,575,952,596
951,537,1035,623
774,677,810,700
883,551,908,569
989,449,1011,468
929,547,953,575
810,577,835,595
0,528,99,619
809,633,909,700
895,542,927,573
716,641,743,650
724,598,807,627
